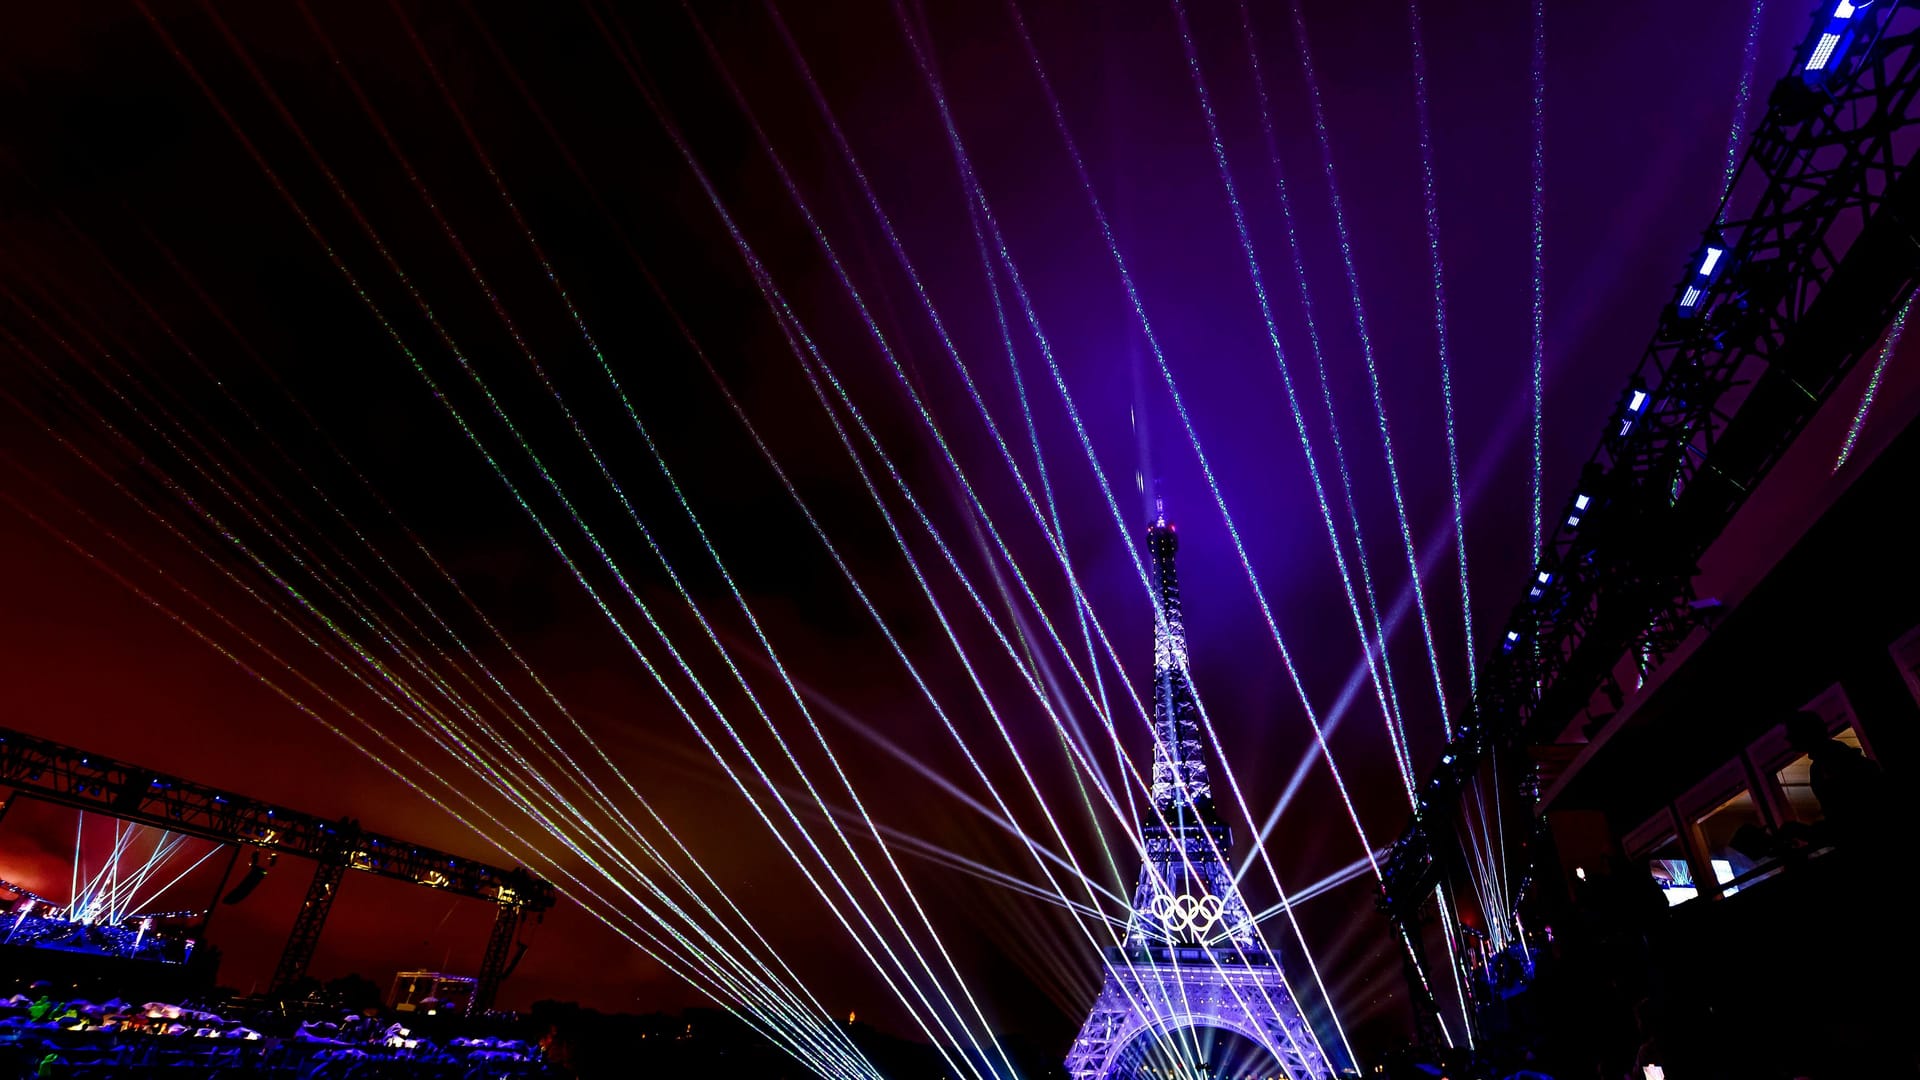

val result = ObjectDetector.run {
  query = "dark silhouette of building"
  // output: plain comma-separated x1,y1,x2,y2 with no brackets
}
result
1533,404,1920,1077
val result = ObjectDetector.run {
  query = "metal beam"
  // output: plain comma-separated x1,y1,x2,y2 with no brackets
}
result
1383,3,1920,924
0,724,554,913
271,856,348,993
472,904,528,1015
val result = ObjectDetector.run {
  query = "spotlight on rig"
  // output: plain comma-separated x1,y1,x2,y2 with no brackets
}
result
1801,0,1875,86
1566,492,1592,529
1618,379,1651,437
1673,236,1728,321
223,852,275,905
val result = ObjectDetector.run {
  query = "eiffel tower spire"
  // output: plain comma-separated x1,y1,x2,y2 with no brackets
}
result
1146,500,1212,817
1132,503,1240,950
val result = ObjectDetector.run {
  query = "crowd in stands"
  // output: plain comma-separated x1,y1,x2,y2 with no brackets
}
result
0,983,553,1079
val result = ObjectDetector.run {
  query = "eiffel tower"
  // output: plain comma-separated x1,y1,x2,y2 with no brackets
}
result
1064,508,1333,1080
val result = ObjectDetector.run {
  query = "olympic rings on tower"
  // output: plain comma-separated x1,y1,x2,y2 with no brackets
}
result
1146,891,1225,936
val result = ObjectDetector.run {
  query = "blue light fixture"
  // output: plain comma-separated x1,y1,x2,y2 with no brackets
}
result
1674,236,1729,320
1529,570,1552,601
1802,0,1873,87
1619,380,1651,436
1566,492,1592,528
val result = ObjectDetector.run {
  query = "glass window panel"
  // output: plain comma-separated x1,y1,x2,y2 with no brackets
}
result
1694,787,1768,895
1776,752,1821,823
1773,724,1864,824
1642,834,1696,906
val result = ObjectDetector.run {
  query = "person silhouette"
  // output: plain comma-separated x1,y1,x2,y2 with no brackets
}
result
1783,711,1888,848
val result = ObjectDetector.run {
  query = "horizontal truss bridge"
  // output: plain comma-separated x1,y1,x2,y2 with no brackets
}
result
1383,2,1920,930
0,724,555,1010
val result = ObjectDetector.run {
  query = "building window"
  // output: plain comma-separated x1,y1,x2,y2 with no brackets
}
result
1773,724,1867,825
1691,787,1771,896
1640,832,1697,907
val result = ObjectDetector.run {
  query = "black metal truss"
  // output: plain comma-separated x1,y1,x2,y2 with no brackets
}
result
472,904,529,1015
1383,5,1920,917
0,724,555,913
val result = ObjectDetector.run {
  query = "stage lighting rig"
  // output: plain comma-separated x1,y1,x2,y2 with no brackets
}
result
1802,0,1879,86
1672,234,1730,322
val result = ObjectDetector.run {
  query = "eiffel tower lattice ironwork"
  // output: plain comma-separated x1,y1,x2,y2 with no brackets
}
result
1065,509,1333,1080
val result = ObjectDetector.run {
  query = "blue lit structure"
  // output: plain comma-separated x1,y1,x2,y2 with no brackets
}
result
1801,0,1877,86
1565,492,1593,530
1064,517,1330,1080
1381,0,1920,1043
1618,381,1651,437
1671,236,1729,320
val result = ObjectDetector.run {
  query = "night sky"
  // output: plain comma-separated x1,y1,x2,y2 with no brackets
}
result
2,0,1914,1065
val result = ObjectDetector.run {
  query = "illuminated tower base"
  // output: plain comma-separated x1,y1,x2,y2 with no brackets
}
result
1065,948,1330,1080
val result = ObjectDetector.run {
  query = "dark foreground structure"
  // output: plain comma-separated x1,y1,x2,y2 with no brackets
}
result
0,726,554,1013
1381,2,1920,1076
1486,412,1920,1078
0,734,566,1077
